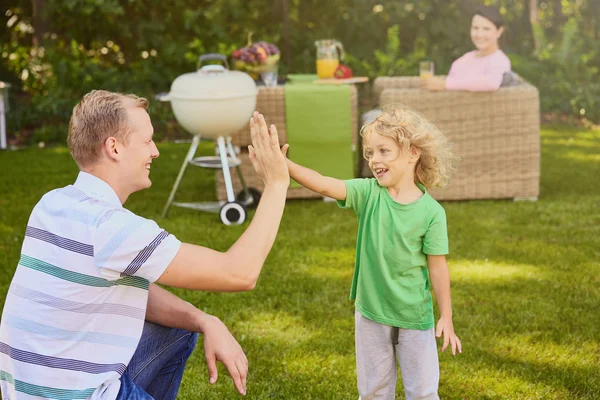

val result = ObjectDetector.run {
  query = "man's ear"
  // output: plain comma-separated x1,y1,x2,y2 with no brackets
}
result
104,136,121,161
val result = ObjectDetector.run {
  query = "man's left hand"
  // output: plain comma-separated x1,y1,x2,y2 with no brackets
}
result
202,315,248,396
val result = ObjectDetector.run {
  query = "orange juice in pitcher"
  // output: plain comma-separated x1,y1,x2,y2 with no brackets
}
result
315,40,344,79
316,59,340,79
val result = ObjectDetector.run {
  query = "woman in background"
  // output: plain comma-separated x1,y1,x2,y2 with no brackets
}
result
422,5,511,92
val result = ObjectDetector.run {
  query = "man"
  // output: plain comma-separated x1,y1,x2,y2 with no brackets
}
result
0,90,290,399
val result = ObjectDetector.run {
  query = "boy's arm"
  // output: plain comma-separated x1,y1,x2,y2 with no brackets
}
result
285,149,347,201
428,255,453,319
428,255,462,355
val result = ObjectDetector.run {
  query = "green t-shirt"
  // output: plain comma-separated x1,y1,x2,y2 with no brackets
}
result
337,178,449,330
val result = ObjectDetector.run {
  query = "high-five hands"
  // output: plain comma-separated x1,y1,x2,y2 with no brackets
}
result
248,112,290,187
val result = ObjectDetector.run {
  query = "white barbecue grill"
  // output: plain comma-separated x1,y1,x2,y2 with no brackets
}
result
159,54,260,225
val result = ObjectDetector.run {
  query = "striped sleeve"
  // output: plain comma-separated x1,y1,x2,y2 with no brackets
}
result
93,209,181,282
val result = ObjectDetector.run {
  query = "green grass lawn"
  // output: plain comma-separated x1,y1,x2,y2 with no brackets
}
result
1,126,599,399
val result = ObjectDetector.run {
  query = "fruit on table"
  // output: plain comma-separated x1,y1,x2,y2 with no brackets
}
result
334,64,353,79
232,41,279,64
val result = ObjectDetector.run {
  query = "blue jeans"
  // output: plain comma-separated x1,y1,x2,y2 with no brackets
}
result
117,321,199,400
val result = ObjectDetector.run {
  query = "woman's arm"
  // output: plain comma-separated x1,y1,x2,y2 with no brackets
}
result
420,54,463,91
445,72,504,91
423,51,510,92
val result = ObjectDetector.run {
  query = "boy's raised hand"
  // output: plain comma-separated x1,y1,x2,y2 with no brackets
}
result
248,112,289,187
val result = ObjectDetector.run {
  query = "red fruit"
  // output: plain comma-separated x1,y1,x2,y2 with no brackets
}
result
334,64,353,79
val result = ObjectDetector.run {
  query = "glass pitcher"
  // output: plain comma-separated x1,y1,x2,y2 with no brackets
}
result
315,39,345,79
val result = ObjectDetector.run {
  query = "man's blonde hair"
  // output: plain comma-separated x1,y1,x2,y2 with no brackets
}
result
68,90,149,168
361,104,457,188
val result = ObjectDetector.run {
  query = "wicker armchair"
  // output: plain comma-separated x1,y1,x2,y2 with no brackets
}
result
370,76,540,201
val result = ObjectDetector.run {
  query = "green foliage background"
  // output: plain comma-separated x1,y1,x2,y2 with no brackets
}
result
1,0,599,144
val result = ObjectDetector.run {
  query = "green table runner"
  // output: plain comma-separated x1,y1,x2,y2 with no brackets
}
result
284,74,354,188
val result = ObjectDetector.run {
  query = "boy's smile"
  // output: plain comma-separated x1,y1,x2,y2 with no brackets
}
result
374,167,388,178
364,133,415,189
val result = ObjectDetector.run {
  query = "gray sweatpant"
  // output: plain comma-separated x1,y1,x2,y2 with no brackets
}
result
355,310,440,400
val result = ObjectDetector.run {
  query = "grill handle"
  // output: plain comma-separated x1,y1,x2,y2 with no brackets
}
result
197,53,229,70
155,92,171,102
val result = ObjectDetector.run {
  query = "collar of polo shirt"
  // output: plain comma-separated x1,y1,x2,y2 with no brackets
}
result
74,172,123,207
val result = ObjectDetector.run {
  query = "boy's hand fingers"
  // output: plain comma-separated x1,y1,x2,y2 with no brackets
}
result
435,323,443,338
442,333,450,352
281,144,289,158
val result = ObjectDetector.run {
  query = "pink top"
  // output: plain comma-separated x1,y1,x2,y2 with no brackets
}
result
445,50,511,92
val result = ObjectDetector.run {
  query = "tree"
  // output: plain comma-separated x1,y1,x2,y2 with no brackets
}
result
31,0,47,46
529,0,540,51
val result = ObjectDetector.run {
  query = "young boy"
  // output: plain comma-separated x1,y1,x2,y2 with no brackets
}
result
282,105,461,399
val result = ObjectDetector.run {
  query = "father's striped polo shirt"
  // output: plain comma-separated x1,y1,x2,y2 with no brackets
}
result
0,172,181,399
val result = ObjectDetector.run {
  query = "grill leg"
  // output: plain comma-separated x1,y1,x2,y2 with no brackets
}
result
218,136,236,202
162,135,200,218
226,138,249,196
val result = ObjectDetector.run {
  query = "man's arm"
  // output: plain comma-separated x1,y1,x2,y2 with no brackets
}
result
146,283,248,395
157,112,289,292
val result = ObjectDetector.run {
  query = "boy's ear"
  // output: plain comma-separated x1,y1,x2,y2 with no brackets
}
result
409,146,421,162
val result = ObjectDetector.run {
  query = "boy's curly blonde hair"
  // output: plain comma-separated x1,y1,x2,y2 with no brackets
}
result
361,104,457,188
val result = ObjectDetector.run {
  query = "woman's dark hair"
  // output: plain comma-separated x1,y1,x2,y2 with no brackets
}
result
474,5,504,28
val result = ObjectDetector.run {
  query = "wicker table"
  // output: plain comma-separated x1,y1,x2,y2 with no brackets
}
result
216,85,359,200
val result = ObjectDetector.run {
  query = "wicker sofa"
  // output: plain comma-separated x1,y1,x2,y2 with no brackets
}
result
370,76,540,201
216,85,359,201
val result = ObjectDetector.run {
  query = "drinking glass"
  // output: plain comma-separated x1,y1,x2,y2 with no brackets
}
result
419,61,434,79
260,64,279,87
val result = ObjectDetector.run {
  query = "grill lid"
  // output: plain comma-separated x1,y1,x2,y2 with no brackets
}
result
164,65,257,101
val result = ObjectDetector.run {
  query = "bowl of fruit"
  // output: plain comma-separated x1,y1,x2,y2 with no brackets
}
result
232,41,280,80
